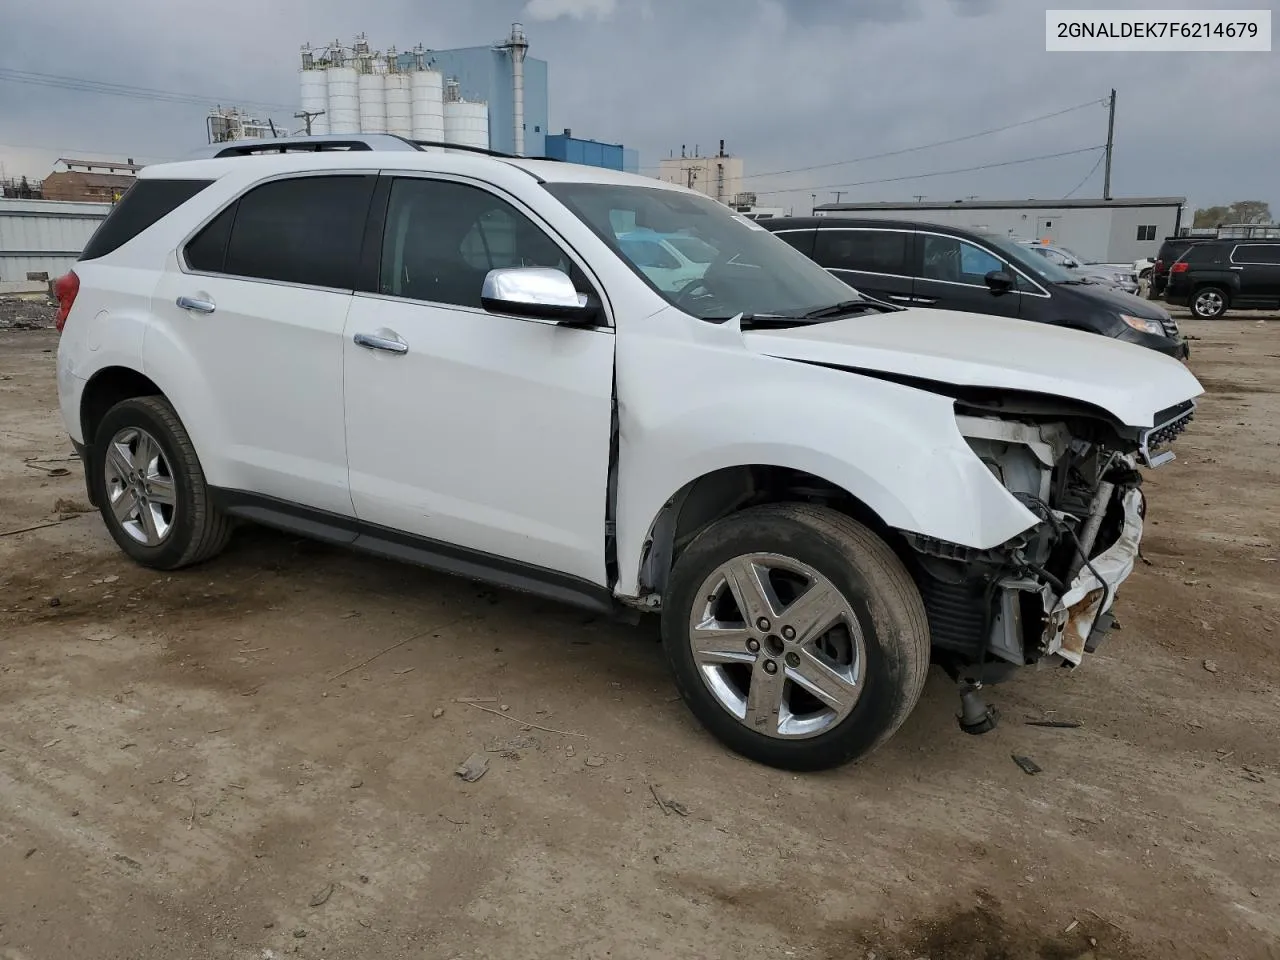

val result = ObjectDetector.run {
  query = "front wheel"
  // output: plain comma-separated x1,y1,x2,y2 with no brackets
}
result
661,504,931,771
1191,285,1229,319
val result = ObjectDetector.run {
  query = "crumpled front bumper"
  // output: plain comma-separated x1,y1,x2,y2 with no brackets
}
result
1043,486,1144,666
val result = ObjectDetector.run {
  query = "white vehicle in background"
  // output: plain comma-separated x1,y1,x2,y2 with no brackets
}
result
1018,240,1140,294
53,135,1201,771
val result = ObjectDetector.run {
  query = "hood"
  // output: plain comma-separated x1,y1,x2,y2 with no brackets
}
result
742,308,1202,428
1055,279,1169,320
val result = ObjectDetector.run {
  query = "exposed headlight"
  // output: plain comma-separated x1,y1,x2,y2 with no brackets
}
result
1120,313,1164,336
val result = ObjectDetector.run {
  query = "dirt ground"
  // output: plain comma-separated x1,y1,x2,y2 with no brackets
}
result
2,317,1278,960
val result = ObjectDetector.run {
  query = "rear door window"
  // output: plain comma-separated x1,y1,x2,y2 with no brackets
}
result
815,229,912,276
218,175,376,289
1232,244,1280,264
79,179,214,261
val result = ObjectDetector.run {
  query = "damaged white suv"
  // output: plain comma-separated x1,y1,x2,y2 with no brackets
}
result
54,135,1202,770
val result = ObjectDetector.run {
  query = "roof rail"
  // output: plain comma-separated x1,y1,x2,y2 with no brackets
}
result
185,133,563,162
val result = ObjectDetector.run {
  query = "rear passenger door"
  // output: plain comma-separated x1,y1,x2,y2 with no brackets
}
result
149,173,375,517
811,227,915,305
1231,244,1280,307
912,232,1020,318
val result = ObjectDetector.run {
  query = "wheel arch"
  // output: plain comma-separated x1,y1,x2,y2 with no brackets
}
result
631,463,909,602
80,365,165,447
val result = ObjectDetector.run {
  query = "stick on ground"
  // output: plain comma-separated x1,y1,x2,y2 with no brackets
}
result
1,517,79,538
462,701,586,738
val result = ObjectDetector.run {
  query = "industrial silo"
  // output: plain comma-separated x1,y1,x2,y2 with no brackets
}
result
357,71,386,134
410,69,444,146
325,50,360,135
298,45,330,135
444,98,490,150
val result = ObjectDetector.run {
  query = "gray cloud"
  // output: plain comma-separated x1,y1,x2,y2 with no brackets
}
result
1,0,1275,216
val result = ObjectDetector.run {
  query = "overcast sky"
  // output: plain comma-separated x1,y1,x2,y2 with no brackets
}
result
1,0,1275,215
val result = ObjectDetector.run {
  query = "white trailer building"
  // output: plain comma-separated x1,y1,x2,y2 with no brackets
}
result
814,197,1186,264
0,198,109,286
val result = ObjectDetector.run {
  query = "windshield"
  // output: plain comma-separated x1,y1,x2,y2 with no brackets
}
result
984,235,1079,283
545,182,860,320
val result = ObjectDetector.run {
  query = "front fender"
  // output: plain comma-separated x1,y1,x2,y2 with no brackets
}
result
612,320,1039,598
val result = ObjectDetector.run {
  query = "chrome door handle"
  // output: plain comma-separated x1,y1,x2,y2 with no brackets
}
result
176,295,215,314
913,297,937,305
1230,266,1244,270
888,295,913,302
353,331,409,355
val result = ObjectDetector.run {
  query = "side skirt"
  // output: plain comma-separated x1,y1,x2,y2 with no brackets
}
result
209,488,617,615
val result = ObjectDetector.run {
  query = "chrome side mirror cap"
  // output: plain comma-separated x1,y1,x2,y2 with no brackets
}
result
481,267,596,324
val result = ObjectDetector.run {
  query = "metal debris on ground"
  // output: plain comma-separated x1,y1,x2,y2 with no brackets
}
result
455,753,489,782
1012,754,1043,775
1025,719,1084,729
309,883,335,907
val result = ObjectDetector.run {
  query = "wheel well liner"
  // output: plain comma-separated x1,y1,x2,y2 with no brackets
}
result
81,366,163,446
637,464,902,596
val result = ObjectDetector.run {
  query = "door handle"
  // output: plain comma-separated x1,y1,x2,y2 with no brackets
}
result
888,295,913,302
1230,266,1244,270
913,297,937,305
176,295,215,314
353,331,409,355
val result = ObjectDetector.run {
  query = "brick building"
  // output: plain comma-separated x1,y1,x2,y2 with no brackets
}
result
40,158,140,203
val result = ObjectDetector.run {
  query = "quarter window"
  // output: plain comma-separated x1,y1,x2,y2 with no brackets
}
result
379,178,581,309
814,230,910,276
1232,244,1280,265
81,179,213,261
921,235,1003,285
206,175,375,289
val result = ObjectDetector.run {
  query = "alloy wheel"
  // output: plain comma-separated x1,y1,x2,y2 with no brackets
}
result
687,552,865,739
1194,289,1224,318
103,427,177,546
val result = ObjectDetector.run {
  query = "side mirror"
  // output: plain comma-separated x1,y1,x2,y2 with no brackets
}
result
1065,260,1080,269
481,267,598,324
984,270,1015,295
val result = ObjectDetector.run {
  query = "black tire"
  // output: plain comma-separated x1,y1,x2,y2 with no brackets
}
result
661,503,930,771
90,396,232,570
1190,285,1229,319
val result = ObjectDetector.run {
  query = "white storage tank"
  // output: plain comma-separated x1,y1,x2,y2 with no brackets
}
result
384,74,411,137
357,72,386,134
326,66,360,134
444,99,489,150
299,69,330,135
410,70,444,146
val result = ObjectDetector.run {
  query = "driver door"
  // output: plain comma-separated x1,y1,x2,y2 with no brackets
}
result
342,175,616,588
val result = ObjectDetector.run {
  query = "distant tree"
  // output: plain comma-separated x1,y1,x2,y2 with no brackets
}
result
1193,200,1272,227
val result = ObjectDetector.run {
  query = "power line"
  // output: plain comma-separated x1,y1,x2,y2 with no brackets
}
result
737,97,1108,184
1062,151,1106,199
0,68,295,114
751,145,1106,197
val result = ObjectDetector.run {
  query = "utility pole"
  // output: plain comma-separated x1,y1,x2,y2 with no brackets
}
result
831,191,846,204
913,194,926,203
1103,88,1116,200
294,109,325,135
810,193,817,215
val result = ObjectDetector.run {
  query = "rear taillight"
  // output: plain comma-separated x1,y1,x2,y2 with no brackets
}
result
1153,259,1165,272
54,270,79,332
1171,262,1189,274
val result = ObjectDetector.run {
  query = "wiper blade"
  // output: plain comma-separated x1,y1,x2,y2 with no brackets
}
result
796,299,888,320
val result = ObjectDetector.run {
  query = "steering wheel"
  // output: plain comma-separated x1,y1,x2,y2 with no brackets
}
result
673,276,714,309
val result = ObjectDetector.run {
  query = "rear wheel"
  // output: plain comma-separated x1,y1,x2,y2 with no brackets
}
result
1191,285,1228,319
661,504,931,771
91,396,231,569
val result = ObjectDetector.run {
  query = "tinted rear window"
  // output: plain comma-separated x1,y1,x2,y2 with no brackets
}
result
79,179,214,261
815,229,911,275
1183,244,1227,264
221,175,376,289
1233,244,1280,265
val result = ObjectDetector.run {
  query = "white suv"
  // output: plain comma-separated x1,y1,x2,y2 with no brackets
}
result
54,137,1202,770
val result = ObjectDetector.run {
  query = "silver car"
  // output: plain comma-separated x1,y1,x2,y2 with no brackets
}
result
1018,240,1140,295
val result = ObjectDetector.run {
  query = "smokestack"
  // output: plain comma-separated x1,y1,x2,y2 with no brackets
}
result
504,22,529,156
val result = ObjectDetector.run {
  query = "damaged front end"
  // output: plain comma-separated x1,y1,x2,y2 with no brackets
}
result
904,399,1194,680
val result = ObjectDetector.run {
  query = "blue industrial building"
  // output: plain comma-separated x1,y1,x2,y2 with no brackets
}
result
544,130,640,174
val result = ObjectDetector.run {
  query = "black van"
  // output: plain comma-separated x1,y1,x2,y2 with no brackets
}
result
763,217,1188,359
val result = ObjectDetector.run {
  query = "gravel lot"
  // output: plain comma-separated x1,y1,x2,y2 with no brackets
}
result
2,320,1278,960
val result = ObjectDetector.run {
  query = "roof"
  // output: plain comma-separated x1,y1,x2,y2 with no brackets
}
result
141,148,676,192
815,196,1186,212
57,157,142,173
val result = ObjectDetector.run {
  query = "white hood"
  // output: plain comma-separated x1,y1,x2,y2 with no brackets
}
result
743,308,1202,428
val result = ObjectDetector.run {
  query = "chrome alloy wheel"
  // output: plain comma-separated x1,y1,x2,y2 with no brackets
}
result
1193,289,1224,317
688,553,865,739
103,427,177,546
